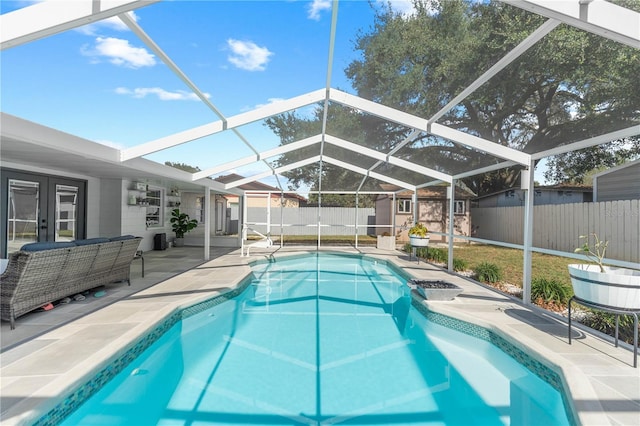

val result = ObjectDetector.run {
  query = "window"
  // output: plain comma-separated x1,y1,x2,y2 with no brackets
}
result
145,187,163,227
397,199,411,214
195,196,205,223
505,190,515,198
454,200,465,215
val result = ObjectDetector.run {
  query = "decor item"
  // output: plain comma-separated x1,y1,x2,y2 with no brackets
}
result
568,233,640,309
408,222,429,247
376,232,396,250
170,209,198,247
408,279,463,300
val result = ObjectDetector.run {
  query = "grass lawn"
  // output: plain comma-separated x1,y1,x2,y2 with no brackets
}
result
451,243,575,289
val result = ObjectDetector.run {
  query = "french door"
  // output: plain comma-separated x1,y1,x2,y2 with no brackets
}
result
1,169,86,257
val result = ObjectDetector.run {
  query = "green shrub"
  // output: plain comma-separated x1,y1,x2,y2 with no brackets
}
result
582,311,637,346
453,258,468,272
427,247,448,263
531,277,571,305
474,262,503,283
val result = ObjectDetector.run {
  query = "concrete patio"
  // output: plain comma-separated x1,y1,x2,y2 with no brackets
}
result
1,246,638,425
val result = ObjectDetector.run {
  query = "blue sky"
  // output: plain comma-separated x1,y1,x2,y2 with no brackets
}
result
1,0,551,187
1,1,413,179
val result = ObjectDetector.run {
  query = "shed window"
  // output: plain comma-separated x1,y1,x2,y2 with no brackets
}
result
397,199,411,214
454,200,465,215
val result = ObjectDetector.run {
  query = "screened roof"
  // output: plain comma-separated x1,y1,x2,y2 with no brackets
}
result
1,0,638,195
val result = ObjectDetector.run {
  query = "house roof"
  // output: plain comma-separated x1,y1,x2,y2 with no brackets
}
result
215,174,307,202
378,184,476,200
1,1,638,197
474,184,593,200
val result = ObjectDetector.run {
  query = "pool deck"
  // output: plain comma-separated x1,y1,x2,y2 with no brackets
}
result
1,246,638,425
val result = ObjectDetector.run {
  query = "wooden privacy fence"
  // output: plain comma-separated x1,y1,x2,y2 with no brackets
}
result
471,200,640,263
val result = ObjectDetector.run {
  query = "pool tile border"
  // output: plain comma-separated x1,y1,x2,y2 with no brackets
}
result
33,255,576,426
411,296,577,426
33,278,253,426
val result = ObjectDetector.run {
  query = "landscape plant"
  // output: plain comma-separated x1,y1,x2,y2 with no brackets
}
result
531,277,572,305
474,262,503,284
574,233,609,272
452,258,468,272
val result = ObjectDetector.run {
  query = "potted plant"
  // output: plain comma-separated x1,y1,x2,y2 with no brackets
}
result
170,208,198,247
408,222,429,247
376,231,396,250
568,233,640,309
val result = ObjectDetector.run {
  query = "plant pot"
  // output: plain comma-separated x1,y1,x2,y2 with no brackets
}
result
568,264,640,309
377,235,396,250
174,237,184,247
409,235,429,247
409,279,463,300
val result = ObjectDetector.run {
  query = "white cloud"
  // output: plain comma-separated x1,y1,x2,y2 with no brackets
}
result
250,98,286,110
376,0,424,17
115,87,209,101
227,39,273,71
82,37,156,68
308,0,331,21
75,12,139,36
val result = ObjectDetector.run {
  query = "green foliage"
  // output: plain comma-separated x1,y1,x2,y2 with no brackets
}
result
574,233,609,272
170,209,198,238
408,222,429,237
474,262,503,283
582,311,638,347
427,247,447,263
531,277,571,305
452,258,468,272
164,161,201,173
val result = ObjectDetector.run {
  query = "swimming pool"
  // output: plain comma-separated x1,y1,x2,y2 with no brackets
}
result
53,252,571,425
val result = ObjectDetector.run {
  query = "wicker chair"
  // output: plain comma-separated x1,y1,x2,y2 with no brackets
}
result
0,236,142,329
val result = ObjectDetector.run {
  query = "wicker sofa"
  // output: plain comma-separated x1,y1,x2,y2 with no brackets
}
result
0,236,142,329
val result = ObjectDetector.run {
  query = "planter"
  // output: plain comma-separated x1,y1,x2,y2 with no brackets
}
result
377,235,396,250
174,237,184,247
568,264,640,309
409,279,463,300
409,235,429,247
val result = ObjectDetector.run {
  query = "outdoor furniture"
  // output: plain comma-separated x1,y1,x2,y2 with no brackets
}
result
568,295,639,368
134,250,144,277
0,236,142,329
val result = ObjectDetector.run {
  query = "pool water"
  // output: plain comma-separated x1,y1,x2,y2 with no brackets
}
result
61,253,571,425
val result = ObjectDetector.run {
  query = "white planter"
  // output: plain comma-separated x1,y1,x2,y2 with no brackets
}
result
174,237,184,247
376,235,396,250
568,264,640,309
409,235,430,247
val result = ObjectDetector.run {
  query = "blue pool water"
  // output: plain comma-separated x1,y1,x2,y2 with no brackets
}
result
60,253,571,425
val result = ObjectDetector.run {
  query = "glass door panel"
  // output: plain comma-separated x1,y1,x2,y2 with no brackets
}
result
7,179,40,254
55,184,78,241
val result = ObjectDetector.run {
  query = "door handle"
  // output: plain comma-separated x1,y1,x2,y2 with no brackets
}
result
40,225,48,229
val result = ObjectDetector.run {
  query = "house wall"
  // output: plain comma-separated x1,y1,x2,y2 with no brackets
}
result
594,162,640,202
376,195,472,243
375,197,393,236
477,189,592,207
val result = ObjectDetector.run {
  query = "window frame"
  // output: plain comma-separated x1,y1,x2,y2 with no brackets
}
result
397,199,412,214
145,186,164,228
453,200,466,215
